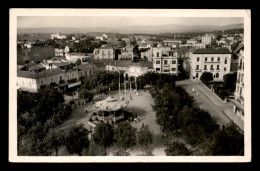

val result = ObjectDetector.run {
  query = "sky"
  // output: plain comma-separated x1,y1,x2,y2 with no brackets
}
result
17,16,244,28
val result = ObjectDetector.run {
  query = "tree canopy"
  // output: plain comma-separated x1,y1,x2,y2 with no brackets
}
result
114,122,137,152
65,124,90,156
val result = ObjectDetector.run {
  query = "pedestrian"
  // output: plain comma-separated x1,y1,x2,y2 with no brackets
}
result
130,94,132,100
137,115,140,122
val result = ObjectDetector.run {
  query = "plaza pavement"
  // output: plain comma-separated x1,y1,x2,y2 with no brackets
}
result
59,89,166,156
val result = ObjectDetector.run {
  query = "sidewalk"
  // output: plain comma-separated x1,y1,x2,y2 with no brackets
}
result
195,83,225,106
222,109,244,132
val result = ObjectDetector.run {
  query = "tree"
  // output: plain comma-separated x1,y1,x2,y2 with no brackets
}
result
223,72,237,90
65,124,90,156
200,72,213,84
45,128,65,156
210,122,244,155
114,122,137,153
93,123,114,155
137,124,153,150
165,141,191,156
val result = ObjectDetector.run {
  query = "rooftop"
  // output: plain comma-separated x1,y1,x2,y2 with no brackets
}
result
53,62,71,67
28,65,45,71
193,48,231,54
77,63,97,71
18,68,64,79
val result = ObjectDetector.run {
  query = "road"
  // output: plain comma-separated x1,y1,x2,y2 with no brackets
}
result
176,79,231,127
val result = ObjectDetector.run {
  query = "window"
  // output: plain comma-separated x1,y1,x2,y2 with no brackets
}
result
196,65,199,70
216,73,219,78
164,60,168,65
211,57,214,61
217,65,220,70
172,68,176,71
156,68,160,71
164,70,169,72
197,57,200,62
205,57,207,61
224,67,226,71
211,65,213,70
157,52,159,57
225,57,227,64
204,65,207,70
240,87,242,95
218,57,220,61
196,73,199,78
172,60,176,64
156,60,160,64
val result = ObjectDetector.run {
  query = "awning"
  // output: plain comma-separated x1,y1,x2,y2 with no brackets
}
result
68,81,81,88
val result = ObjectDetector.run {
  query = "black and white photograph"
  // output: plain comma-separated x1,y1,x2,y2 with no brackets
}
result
9,9,251,162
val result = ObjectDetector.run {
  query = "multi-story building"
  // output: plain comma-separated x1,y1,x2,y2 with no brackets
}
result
190,48,232,81
93,46,115,60
201,34,212,45
233,48,244,120
17,63,99,93
152,47,178,75
51,32,67,40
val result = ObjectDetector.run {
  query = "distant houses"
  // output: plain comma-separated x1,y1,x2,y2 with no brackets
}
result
51,32,67,40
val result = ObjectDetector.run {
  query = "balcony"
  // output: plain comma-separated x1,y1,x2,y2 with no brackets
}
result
195,69,201,72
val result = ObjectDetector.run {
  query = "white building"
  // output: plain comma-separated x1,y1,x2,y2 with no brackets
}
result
187,39,197,44
201,34,212,45
65,53,90,64
51,32,67,40
233,48,244,120
93,46,115,60
152,47,178,75
190,48,232,81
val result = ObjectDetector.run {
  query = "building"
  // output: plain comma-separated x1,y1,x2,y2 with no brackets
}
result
54,48,65,57
232,47,244,120
190,48,232,81
187,39,197,44
17,68,65,93
51,32,67,40
152,47,178,75
65,53,90,64
201,34,212,45
118,45,134,60
141,48,153,62
77,63,98,79
129,62,153,77
93,46,115,60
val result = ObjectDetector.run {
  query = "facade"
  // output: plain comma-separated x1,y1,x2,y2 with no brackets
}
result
233,48,244,120
51,32,67,40
93,46,115,60
141,48,153,62
190,48,232,81
201,34,212,45
55,48,65,57
118,46,134,60
152,47,178,75
65,53,89,63
187,39,197,44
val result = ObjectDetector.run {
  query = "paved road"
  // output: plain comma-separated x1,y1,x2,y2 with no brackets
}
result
176,80,231,127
